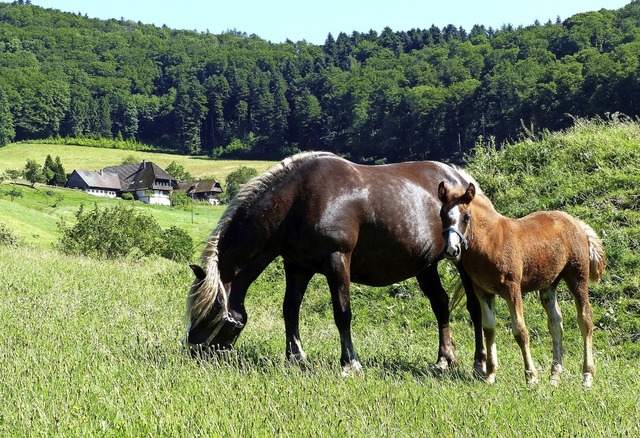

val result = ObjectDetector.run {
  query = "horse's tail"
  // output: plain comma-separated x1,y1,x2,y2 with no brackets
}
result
448,278,465,312
188,233,228,325
579,220,606,282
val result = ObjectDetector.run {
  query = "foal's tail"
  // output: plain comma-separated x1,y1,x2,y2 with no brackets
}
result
579,221,606,282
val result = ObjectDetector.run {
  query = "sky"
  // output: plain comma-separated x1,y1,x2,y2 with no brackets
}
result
31,1,632,45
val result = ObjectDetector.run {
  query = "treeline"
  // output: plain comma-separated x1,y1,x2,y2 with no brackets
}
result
0,1,639,162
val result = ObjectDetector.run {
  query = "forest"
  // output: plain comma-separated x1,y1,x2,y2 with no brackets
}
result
0,1,639,163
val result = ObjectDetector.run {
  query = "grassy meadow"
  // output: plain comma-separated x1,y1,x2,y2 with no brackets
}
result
0,142,275,181
1,119,640,435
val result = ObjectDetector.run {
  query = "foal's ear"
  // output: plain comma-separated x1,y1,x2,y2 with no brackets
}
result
190,264,206,281
463,183,476,202
437,181,448,202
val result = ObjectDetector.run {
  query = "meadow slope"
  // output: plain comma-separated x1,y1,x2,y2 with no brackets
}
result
0,119,639,435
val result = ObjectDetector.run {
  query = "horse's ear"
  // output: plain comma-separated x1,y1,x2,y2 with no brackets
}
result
190,264,206,281
463,183,476,202
437,181,447,202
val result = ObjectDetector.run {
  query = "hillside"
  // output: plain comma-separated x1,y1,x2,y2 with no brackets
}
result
0,143,275,181
465,116,640,302
0,2,640,163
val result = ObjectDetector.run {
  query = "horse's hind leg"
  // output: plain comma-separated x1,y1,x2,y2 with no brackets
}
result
417,264,458,371
567,276,595,389
283,261,314,366
324,251,361,375
540,285,564,386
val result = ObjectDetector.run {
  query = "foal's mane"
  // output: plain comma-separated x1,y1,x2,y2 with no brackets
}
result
188,151,336,323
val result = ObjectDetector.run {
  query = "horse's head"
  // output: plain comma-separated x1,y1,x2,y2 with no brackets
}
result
184,264,244,356
437,181,476,263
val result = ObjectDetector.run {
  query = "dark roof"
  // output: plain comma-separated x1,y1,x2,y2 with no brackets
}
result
179,179,223,195
102,161,177,192
71,169,121,190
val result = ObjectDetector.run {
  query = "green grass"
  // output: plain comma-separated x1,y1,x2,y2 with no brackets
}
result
0,246,638,436
0,142,275,181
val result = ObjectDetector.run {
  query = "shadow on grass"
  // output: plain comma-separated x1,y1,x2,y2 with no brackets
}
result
178,342,479,383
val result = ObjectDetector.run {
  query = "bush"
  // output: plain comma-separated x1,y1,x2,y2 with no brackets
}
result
58,204,163,259
169,190,191,209
221,166,258,203
159,226,193,262
58,204,194,262
0,223,17,245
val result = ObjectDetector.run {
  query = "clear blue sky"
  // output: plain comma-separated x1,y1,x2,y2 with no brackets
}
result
31,0,632,45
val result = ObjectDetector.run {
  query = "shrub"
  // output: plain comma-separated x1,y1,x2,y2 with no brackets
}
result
159,226,193,262
169,190,191,209
58,204,163,259
221,166,258,203
0,223,17,245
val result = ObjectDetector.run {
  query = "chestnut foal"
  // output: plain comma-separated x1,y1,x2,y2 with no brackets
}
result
438,181,605,388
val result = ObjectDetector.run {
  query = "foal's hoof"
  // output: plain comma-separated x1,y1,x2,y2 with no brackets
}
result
549,375,561,387
582,373,594,390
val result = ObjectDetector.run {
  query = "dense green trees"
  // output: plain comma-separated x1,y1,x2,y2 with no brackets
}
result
0,2,639,162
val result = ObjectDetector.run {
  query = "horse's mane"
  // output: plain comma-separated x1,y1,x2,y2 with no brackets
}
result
187,151,336,324
452,165,483,195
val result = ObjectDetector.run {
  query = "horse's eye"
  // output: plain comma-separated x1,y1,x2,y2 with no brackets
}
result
463,213,471,224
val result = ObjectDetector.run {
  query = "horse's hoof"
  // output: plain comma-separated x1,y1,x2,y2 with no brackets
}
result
473,360,487,379
549,375,561,387
485,374,496,384
434,357,450,372
341,359,363,377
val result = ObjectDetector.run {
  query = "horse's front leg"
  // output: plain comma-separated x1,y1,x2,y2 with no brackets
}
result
503,286,538,385
417,264,458,371
324,251,361,376
458,266,487,375
282,261,314,366
478,291,498,383
540,285,564,386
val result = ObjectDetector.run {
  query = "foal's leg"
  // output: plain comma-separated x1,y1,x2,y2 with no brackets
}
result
417,264,458,371
503,287,538,385
283,261,314,365
540,285,564,385
478,291,498,383
567,276,596,389
324,251,361,375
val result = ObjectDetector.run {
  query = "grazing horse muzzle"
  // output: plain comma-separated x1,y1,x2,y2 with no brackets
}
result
185,300,245,355
442,226,468,262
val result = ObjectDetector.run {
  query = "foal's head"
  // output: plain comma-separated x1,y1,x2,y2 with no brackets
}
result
437,181,476,263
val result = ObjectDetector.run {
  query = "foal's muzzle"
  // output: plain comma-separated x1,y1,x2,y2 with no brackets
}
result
442,226,468,262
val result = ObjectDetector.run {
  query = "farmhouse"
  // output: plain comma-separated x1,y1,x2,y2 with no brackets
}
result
65,169,121,198
179,179,223,205
66,160,178,206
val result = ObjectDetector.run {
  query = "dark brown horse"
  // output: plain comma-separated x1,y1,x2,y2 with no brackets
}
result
185,151,486,375
438,181,606,388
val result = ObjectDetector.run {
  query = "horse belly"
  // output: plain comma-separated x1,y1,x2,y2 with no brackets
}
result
349,228,441,286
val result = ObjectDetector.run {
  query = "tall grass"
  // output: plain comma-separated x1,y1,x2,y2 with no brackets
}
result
1,246,639,436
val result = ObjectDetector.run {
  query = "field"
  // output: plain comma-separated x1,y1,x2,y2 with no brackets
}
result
1,120,640,435
0,142,275,181
1,246,639,436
